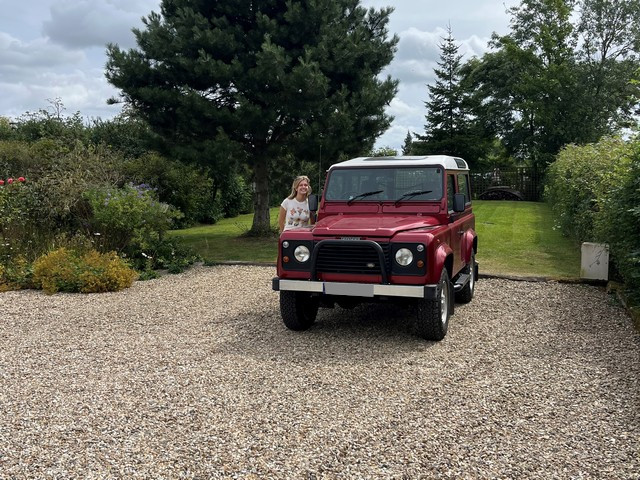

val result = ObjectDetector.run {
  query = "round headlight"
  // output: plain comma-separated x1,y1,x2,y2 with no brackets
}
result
294,245,310,262
395,248,413,266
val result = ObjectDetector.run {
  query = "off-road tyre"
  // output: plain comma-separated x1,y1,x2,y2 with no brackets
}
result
455,251,476,304
416,268,451,341
280,291,319,331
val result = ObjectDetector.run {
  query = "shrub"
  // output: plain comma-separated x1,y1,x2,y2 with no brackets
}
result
29,143,124,226
0,141,128,261
85,183,181,253
546,135,640,303
83,184,199,273
0,117,13,140
218,173,253,218
13,105,87,145
0,141,32,174
88,115,151,158
545,137,633,242
0,175,45,263
123,152,216,227
0,256,33,292
32,248,137,294
146,237,200,274
594,142,640,302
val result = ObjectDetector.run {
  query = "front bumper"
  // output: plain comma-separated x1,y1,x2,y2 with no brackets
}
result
272,277,439,300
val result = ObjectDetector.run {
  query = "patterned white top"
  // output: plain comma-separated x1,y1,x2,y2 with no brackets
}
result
281,197,310,231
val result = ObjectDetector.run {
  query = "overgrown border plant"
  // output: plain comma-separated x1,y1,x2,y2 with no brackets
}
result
546,135,640,303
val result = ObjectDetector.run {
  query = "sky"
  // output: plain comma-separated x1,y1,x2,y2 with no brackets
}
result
0,0,520,152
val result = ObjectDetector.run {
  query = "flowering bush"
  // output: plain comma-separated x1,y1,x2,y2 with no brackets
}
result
0,138,200,287
0,176,26,186
32,247,138,294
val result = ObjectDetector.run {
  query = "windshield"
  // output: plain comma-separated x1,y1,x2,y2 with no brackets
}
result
324,167,443,202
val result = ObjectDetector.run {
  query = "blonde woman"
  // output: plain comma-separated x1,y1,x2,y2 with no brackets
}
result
278,175,313,233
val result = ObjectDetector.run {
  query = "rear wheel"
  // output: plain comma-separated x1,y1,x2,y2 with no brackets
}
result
455,251,476,304
416,268,451,341
280,291,319,331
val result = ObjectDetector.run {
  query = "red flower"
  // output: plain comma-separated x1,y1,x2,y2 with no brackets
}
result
0,180,4,186
18,177,25,183
7,178,13,184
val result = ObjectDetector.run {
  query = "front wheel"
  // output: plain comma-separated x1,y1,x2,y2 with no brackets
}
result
280,291,319,331
416,268,451,341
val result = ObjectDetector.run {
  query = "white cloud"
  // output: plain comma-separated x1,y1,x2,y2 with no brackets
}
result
43,0,157,49
0,32,84,74
0,68,121,119
390,27,492,86
390,59,437,86
387,97,422,120
363,0,519,40
37,69,119,115
0,30,117,118
375,124,416,152
0,0,158,119
395,27,444,62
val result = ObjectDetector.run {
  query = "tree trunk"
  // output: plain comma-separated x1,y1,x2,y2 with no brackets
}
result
250,159,271,235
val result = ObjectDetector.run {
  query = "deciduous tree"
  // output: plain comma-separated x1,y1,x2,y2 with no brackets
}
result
462,0,640,170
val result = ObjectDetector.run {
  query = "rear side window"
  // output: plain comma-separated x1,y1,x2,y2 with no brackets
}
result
457,174,471,204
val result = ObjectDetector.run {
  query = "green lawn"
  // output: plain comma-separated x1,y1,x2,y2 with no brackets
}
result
169,201,581,278
474,201,580,278
168,208,281,263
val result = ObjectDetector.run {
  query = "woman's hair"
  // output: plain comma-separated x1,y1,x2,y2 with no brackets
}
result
287,175,312,200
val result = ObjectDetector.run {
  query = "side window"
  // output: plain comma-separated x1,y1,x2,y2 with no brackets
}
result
457,173,471,204
446,174,455,212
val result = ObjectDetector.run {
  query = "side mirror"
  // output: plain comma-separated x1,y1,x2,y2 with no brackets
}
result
308,194,318,212
453,193,466,213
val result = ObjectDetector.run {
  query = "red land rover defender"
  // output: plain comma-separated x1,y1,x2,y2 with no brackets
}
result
272,155,478,341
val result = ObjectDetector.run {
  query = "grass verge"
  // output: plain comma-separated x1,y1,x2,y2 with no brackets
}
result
169,201,581,278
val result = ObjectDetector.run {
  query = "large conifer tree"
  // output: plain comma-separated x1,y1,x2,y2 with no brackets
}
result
106,0,398,233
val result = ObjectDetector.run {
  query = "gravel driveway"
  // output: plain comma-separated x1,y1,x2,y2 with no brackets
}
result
1,265,638,479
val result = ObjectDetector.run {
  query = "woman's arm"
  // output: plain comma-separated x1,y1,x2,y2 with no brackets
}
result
278,206,286,233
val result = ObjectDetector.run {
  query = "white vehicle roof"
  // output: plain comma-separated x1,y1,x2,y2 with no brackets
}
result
329,155,469,171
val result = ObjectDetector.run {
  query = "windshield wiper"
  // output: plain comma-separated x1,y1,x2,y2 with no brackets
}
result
394,190,432,206
347,190,384,205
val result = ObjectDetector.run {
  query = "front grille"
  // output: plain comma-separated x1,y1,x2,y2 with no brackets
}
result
315,241,390,275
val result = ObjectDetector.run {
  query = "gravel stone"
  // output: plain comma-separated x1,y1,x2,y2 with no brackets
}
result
0,265,638,479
